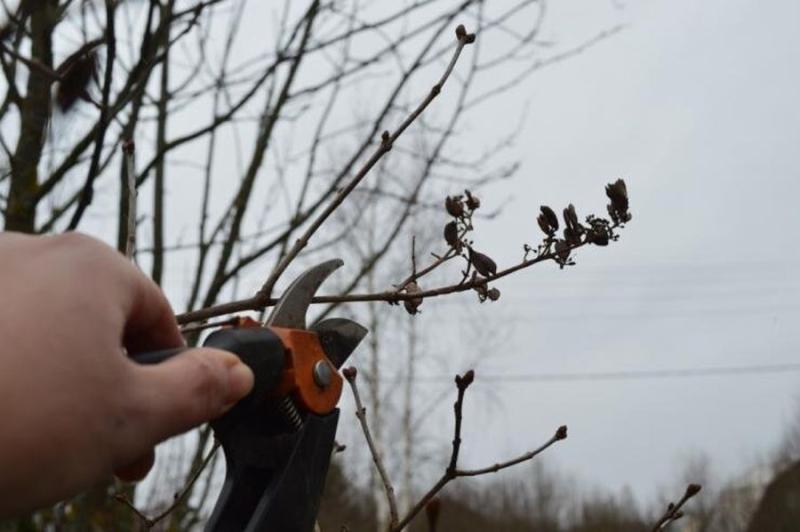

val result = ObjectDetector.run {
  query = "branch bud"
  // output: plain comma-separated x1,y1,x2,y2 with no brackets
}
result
403,281,423,315
468,247,497,277
540,205,559,232
381,130,392,149
445,195,465,217
342,366,358,381
685,484,702,498
465,189,481,210
455,369,475,390
555,425,568,440
444,220,460,250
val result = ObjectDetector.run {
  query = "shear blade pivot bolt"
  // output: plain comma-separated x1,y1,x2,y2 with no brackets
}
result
313,360,333,388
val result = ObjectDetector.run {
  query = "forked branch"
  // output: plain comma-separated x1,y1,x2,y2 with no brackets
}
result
344,367,567,532
253,24,477,303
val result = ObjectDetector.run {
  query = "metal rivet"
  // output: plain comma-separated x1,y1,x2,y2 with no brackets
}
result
312,360,333,388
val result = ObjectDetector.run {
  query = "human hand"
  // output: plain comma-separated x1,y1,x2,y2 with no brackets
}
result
0,232,253,517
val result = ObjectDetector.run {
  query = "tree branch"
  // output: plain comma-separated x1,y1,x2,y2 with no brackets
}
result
343,367,399,527
651,483,702,531
252,24,477,304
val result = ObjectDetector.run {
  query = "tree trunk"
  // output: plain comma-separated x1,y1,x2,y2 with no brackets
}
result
5,1,57,233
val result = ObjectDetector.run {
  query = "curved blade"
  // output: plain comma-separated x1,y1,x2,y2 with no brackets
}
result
265,259,343,329
310,318,368,368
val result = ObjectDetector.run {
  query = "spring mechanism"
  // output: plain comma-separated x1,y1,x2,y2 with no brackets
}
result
280,396,303,431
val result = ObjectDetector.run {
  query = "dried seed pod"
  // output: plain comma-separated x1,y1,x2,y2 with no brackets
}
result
607,203,619,224
587,228,609,246
56,49,98,111
465,189,481,210
564,227,581,246
403,281,423,315
537,213,552,235
540,205,559,232
605,178,629,216
487,287,501,301
445,195,464,217
468,247,497,277
563,204,580,231
473,279,488,301
443,220,460,250
555,239,571,263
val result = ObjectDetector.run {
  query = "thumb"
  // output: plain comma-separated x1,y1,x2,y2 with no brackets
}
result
129,347,254,446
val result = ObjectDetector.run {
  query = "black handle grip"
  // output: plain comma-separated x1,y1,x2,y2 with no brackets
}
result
130,328,287,399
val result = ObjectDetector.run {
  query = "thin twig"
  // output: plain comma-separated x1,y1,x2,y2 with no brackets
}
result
179,315,244,335
122,139,136,259
410,235,417,277
115,441,221,529
343,367,399,527
651,483,702,531
344,366,566,532
67,0,117,229
0,40,61,81
175,232,604,324
253,24,476,304
113,493,151,528
390,370,566,531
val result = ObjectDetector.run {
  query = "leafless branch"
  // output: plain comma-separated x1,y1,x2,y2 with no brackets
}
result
175,225,616,324
253,24,477,304
344,366,567,531
343,366,399,526
122,139,136,258
115,441,221,529
652,483,703,531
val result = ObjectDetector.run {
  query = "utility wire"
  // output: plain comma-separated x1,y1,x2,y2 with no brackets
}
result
397,362,800,384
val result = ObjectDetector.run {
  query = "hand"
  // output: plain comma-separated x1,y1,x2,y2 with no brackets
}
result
0,232,253,517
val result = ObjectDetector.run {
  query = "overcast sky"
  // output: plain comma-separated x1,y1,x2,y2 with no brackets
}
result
380,0,800,504
55,0,799,514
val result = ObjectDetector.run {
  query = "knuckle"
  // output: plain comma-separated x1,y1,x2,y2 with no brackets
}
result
54,231,98,249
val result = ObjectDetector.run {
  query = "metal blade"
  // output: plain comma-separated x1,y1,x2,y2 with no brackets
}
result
265,259,343,329
310,318,368,368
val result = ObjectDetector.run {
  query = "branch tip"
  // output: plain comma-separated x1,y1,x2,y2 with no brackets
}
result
455,369,475,390
685,483,702,498
455,24,475,44
342,366,358,381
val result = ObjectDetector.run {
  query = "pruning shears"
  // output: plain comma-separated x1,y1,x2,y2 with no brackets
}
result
132,259,367,532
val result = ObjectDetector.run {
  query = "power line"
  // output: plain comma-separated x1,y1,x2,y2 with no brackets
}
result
404,362,800,384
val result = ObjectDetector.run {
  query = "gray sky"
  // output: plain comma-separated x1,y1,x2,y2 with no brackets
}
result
395,0,800,503
48,0,798,513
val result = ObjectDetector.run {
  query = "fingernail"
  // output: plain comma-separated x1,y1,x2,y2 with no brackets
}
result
224,362,254,408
